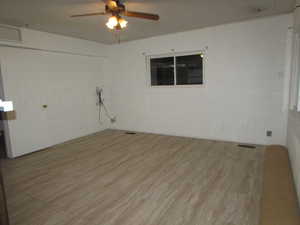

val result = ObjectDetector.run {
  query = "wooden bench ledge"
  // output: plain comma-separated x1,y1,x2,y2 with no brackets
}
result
260,145,300,225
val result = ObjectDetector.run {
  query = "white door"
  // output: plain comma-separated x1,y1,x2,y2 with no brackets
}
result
0,47,106,157
0,47,53,156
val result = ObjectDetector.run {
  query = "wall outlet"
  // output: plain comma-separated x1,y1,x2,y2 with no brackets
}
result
266,130,272,137
110,116,117,123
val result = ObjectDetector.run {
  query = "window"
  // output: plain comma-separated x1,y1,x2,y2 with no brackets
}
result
151,57,174,86
149,52,204,86
176,54,203,85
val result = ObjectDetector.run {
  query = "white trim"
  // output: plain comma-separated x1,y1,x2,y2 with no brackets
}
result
146,49,207,58
289,32,299,110
0,43,106,58
0,63,13,158
149,85,205,89
174,56,177,85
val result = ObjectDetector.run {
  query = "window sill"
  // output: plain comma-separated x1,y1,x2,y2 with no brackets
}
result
149,84,205,88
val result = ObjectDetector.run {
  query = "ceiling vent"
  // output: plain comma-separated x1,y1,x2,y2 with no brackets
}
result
0,25,22,42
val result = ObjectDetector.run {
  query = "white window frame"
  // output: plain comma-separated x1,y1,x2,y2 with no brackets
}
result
146,50,206,88
296,35,300,112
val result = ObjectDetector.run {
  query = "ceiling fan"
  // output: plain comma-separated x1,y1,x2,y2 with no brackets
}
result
71,0,160,30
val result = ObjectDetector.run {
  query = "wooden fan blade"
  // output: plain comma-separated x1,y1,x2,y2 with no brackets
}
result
124,11,159,20
70,12,107,18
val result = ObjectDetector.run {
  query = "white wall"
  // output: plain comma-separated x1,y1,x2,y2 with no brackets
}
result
109,14,292,145
0,27,109,57
0,28,111,158
0,15,293,158
287,6,300,201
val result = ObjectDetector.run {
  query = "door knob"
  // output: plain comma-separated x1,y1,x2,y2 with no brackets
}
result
42,105,48,108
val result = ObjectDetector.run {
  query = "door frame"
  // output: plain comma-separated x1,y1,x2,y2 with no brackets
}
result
0,62,10,225
0,62,12,158
0,160,9,225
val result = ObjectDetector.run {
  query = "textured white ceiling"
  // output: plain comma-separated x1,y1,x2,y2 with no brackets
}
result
0,0,295,44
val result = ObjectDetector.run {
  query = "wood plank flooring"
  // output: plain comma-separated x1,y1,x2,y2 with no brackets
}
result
1,130,265,225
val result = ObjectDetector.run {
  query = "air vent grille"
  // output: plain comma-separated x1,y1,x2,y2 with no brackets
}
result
238,144,256,149
125,132,137,135
0,25,22,42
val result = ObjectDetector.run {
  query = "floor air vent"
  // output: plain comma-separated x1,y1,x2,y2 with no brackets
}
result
125,132,137,135
238,144,256,149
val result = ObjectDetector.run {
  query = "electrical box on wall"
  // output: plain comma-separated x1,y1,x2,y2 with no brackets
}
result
0,25,22,42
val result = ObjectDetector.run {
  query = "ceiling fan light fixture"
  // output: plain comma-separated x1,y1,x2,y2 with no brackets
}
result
119,18,128,28
106,21,115,29
106,16,128,30
71,0,159,32
106,16,118,29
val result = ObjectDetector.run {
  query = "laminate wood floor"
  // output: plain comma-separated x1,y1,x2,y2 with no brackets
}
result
1,130,265,225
